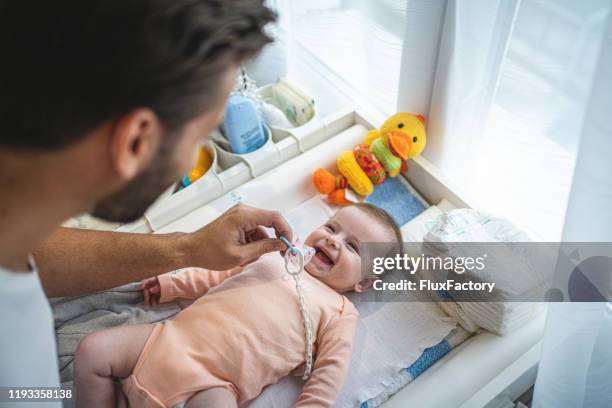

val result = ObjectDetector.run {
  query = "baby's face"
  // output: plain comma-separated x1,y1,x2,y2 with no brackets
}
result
304,206,393,293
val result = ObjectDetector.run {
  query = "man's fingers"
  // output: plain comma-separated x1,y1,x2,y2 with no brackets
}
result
143,289,150,305
189,203,294,271
142,278,155,289
240,238,286,261
240,256,259,267
245,226,273,244
241,206,293,243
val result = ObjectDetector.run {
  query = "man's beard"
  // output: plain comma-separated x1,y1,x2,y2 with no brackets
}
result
91,139,180,224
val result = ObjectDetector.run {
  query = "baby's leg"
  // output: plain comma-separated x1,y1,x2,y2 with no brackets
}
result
185,388,238,408
74,324,155,408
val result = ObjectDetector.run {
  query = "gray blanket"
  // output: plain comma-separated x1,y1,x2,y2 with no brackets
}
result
51,282,181,395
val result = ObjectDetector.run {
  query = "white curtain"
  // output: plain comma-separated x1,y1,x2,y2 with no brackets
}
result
426,0,611,240
426,0,520,193
533,8,612,407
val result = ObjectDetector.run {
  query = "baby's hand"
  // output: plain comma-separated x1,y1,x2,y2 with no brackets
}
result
141,277,161,306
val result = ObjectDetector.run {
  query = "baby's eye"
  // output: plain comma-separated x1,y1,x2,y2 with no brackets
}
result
346,241,359,254
324,224,335,232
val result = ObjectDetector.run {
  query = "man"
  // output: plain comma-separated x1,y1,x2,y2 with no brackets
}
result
0,0,291,401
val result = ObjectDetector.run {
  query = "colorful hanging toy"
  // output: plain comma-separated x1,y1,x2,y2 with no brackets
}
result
313,112,426,205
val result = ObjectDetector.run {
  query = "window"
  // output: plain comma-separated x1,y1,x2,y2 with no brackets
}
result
272,0,409,119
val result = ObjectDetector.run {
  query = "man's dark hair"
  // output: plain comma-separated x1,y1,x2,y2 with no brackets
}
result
0,0,275,150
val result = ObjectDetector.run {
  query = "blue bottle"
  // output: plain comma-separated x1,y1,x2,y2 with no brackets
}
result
224,95,266,154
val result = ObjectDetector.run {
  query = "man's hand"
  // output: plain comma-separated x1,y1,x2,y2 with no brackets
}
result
179,204,293,270
141,276,161,306
36,204,292,298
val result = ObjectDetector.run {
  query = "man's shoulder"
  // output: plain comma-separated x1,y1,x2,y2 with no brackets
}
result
0,264,60,389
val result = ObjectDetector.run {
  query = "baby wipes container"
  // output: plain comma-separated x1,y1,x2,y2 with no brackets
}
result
256,79,323,159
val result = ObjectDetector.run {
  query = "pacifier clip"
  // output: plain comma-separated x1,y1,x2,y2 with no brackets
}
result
280,236,315,380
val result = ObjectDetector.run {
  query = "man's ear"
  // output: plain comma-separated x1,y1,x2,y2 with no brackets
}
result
354,275,378,292
108,108,163,181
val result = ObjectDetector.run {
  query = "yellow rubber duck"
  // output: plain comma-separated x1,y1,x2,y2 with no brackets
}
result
365,112,427,161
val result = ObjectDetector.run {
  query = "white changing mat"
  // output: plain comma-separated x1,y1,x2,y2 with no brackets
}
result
246,197,456,407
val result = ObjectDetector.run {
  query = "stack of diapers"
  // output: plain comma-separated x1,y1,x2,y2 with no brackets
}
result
421,209,547,335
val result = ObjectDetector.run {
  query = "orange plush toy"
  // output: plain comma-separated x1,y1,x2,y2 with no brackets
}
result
313,112,426,205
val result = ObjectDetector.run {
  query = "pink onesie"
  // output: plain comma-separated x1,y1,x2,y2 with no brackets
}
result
123,253,358,408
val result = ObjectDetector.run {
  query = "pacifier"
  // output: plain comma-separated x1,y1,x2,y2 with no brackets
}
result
280,236,315,276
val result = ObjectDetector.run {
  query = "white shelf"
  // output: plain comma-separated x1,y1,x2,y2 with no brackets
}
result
118,107,366,233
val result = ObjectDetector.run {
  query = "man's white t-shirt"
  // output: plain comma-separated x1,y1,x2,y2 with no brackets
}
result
0,258,61,407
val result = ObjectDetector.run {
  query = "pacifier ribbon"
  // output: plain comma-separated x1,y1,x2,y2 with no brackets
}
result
280,236,315,379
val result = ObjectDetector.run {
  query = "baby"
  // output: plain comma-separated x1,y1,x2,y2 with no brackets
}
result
74,203,402,408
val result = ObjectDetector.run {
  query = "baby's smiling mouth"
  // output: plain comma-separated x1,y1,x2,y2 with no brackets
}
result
314,246,334,267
